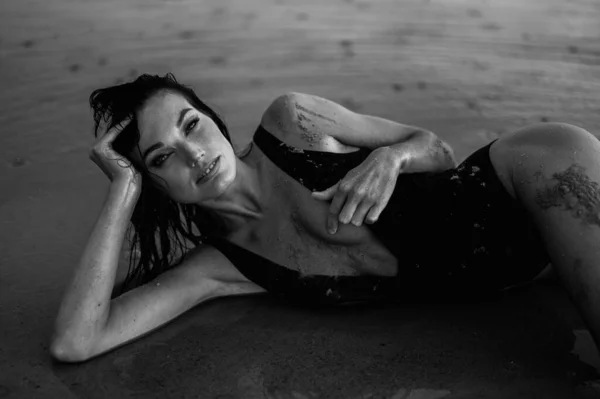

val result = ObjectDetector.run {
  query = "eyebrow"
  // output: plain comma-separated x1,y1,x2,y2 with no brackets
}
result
142,107,193,163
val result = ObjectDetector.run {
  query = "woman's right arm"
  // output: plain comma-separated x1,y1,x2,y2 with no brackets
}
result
51,118,265,362
50,179,260,362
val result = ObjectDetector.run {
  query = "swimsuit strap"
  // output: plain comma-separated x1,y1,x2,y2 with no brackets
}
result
203,234,395,306
253,125,372,192
201,125,397,305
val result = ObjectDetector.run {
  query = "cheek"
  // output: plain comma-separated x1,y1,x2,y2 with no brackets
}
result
149,166,189,194
217,153,238,188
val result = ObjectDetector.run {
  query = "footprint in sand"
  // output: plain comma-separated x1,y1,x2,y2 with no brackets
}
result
178,30,195,40
392,83,404,92
209,55,227,66
339,39,355,58
68,63,82,73
9,156,29,168
22,39,36,48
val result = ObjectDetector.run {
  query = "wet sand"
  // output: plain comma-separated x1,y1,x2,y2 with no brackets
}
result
1,0,600,398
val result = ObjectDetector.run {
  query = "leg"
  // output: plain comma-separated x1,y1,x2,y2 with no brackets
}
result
493,122,600,347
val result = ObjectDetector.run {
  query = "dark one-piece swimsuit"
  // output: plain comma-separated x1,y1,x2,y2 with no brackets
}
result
203,125,550,306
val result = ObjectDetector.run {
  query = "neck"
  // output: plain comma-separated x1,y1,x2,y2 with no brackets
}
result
198,152,272,231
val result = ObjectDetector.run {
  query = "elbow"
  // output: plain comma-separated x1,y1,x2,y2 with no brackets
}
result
50,337,93,363
442,144,457,169
432,137,457,170
445,144,458,168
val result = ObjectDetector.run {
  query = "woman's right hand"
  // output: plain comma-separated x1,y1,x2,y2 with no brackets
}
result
89,118,141,192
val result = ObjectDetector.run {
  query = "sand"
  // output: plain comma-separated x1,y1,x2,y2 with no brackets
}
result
1,0,600,398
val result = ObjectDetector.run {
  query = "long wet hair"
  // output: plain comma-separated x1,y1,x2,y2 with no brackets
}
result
89,73,242,293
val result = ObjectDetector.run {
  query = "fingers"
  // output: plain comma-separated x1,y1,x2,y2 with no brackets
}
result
311,183,338,201
104,117,132,139
314,179,390,233
351,201,373,227
365,207,380,225
365,193,391,224
91,117,133,157
327,190,347,234
338,195,361,225
330,189,376,232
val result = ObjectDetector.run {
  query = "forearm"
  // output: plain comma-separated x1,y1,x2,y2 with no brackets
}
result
384,130,456,174
53,180,138,351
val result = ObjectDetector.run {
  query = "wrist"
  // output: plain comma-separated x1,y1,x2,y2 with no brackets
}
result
110,178,141,203
378,145,409,175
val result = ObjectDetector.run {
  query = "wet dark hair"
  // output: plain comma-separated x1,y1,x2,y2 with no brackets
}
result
89,73,238,293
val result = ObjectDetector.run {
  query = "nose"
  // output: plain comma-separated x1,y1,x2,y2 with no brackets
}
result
186,145,204,168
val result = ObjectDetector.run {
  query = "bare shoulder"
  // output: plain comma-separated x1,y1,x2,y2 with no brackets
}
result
180,244,267,297
259,92,359,153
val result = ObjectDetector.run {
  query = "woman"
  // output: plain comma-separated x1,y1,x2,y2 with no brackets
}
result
51,73,600,362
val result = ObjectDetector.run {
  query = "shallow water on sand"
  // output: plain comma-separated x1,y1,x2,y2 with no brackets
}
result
1,0,600,397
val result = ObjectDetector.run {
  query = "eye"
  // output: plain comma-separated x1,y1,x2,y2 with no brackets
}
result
185,117,199,135
152,153,171,167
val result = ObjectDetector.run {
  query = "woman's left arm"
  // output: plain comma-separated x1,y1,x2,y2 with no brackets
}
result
288,92,457,172
282,92,456,233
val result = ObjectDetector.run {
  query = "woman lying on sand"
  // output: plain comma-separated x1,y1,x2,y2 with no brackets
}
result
52,73,600,362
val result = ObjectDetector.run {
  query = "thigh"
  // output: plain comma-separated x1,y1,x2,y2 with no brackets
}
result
496,122,600,265
498,122,600,339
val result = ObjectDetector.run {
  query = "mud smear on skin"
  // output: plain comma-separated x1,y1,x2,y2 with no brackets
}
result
534,164,600,229
294,101,329,147
293,100,359,153
295,111,319,142
294,103,337,125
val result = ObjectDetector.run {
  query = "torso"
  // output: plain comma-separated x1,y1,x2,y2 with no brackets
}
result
214,121,552,294
225,128,399,279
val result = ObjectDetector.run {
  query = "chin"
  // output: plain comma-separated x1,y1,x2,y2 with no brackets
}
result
195,170,232,201
212,167,235,194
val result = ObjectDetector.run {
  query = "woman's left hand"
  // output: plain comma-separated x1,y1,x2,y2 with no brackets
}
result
311,147,403,234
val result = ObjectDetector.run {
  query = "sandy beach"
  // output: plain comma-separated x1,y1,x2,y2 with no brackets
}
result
1,0,600,397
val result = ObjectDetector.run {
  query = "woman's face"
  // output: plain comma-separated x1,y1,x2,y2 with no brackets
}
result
133,91,236,204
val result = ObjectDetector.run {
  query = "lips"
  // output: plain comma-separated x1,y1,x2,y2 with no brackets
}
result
196,156,220,184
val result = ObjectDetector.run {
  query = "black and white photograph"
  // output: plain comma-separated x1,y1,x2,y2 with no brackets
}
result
1,0,600,398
